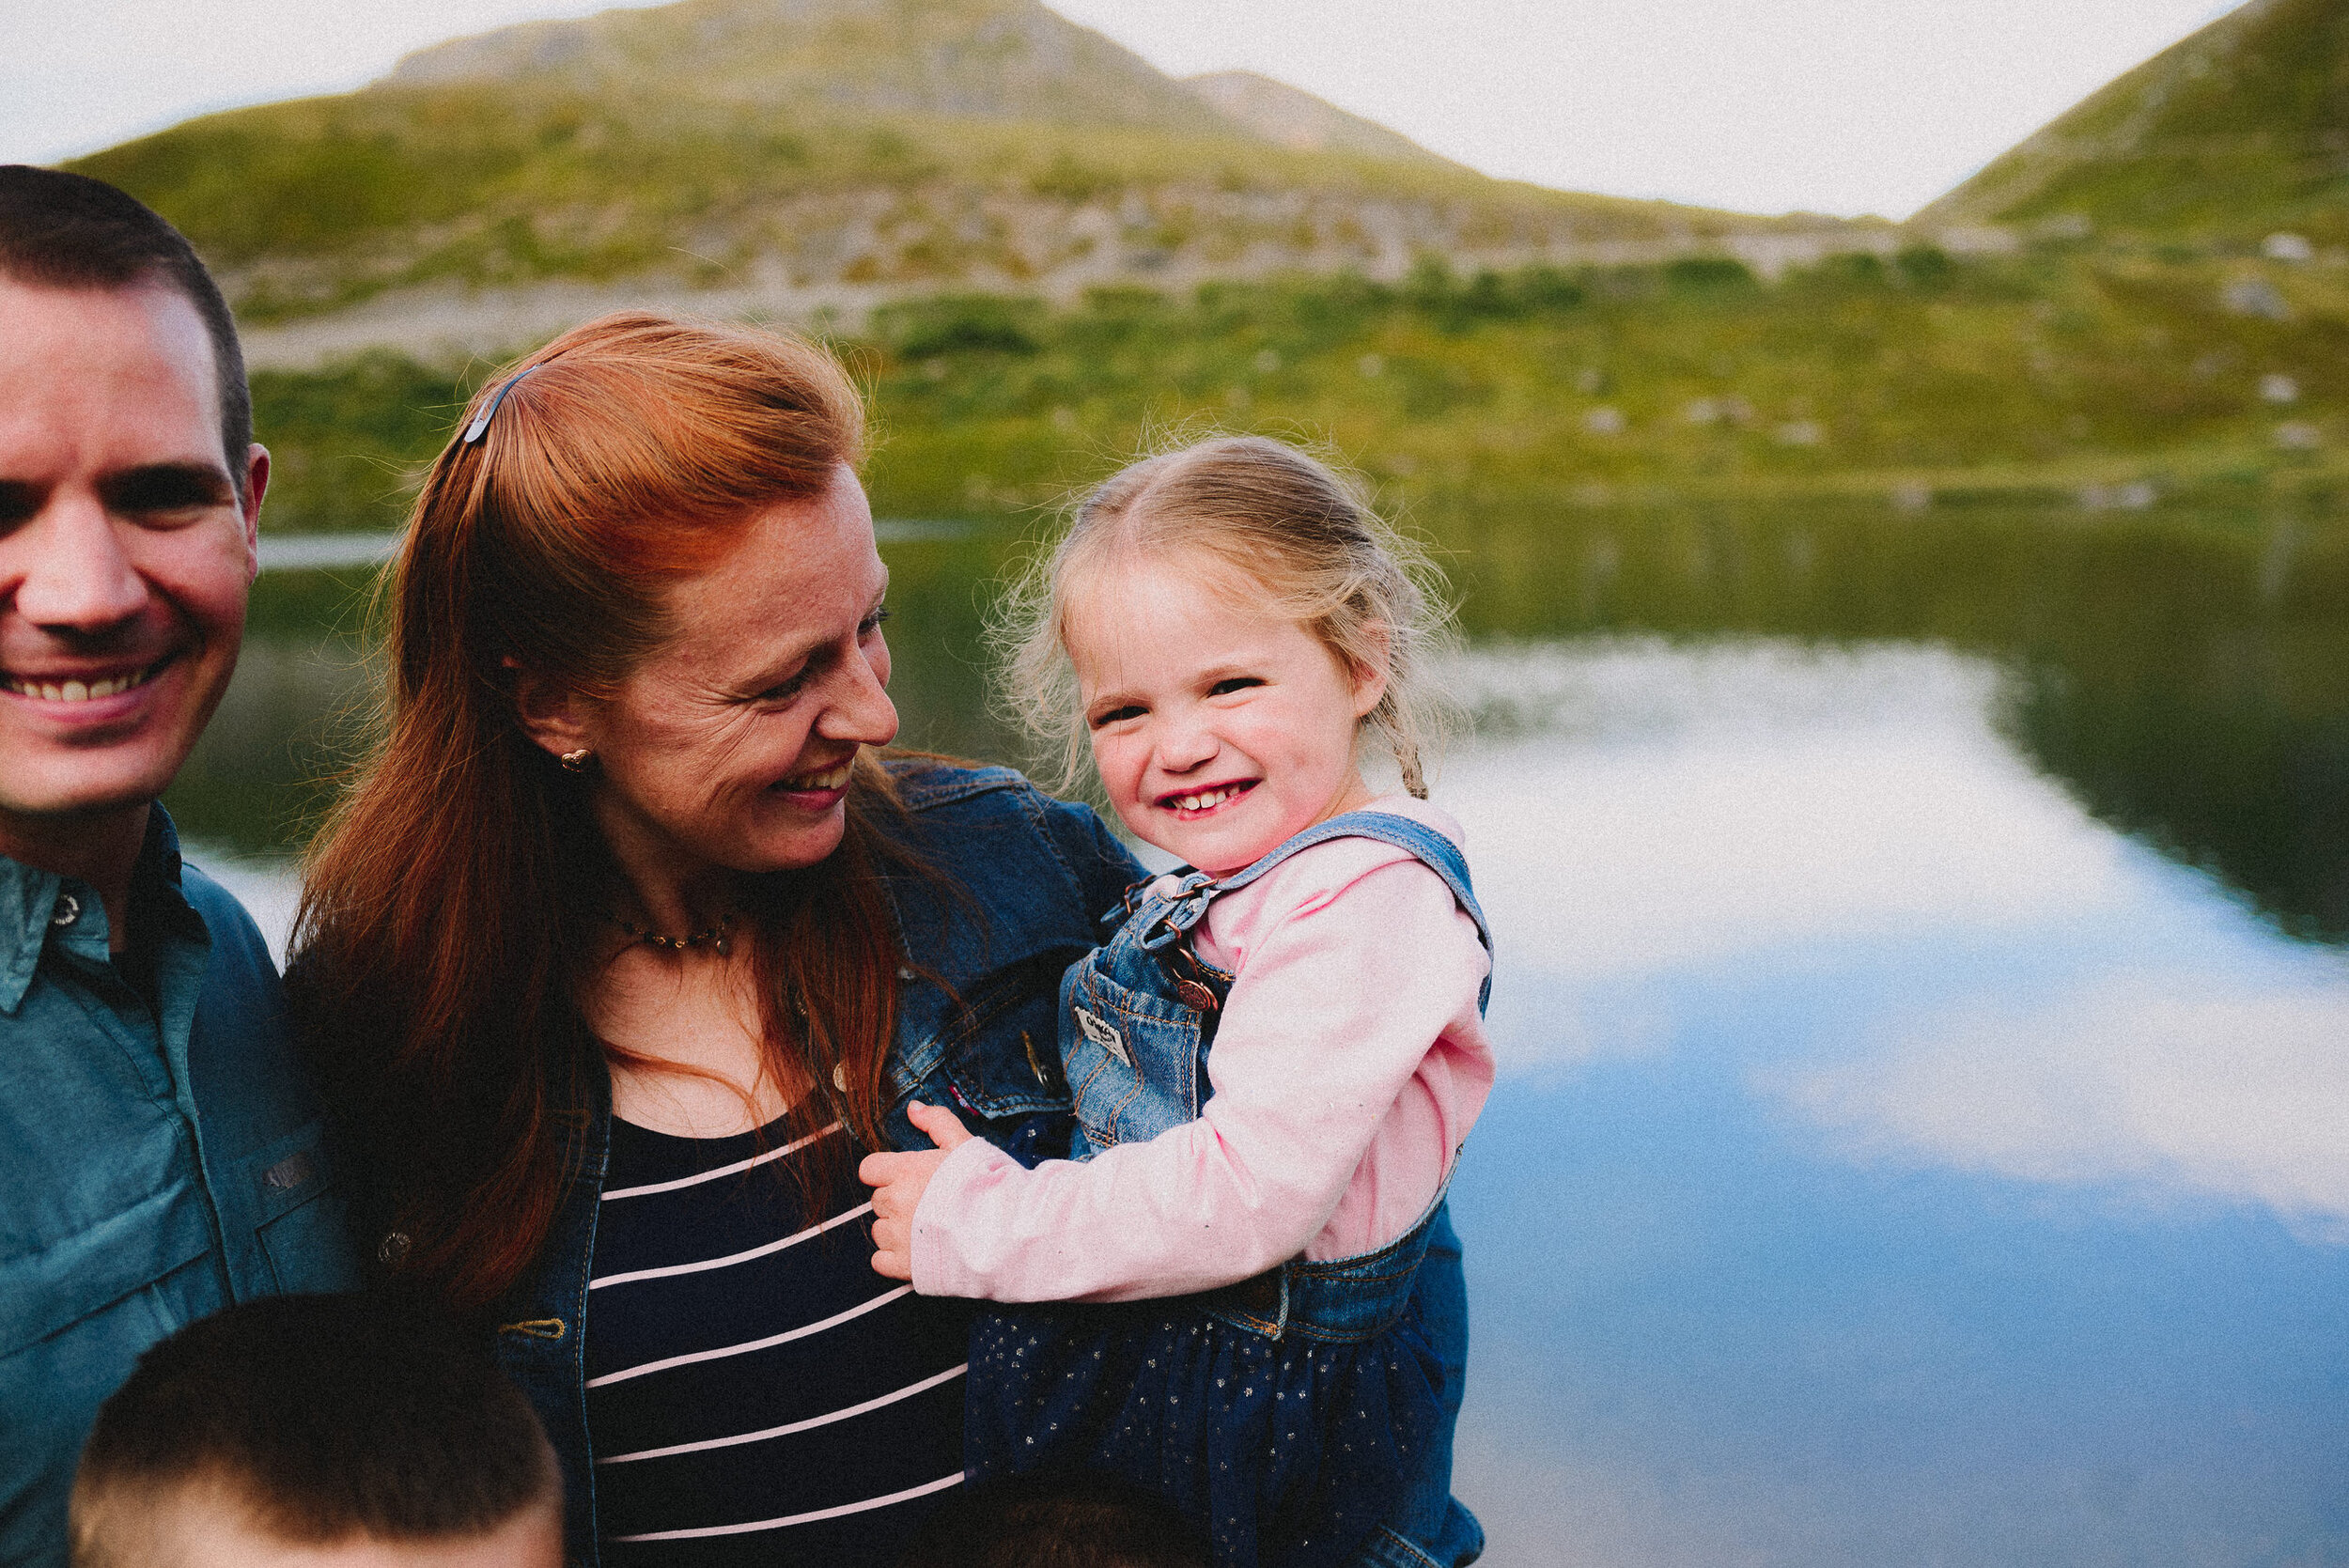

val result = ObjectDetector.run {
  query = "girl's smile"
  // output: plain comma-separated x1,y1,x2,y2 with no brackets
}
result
1160,778,1258,815
1069,553,1387,876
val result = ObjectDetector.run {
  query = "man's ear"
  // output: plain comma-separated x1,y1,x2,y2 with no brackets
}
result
1349,622,1393,720
506,658,593,760
240,444,270,585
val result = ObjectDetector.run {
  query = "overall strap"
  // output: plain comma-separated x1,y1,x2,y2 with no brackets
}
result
1143,811,1494,1011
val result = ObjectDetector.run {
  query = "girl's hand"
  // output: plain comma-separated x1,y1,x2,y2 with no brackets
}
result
859,1101,974,1280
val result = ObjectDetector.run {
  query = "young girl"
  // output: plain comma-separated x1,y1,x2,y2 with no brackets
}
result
862,436,1495,1568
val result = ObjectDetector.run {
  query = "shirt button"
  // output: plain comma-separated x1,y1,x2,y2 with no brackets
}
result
50,893,81,929
897,965,916,981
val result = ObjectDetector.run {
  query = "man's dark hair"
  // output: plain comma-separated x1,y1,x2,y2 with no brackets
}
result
0,165,253,501
897,1473,1211,1568
70,1293,557,1564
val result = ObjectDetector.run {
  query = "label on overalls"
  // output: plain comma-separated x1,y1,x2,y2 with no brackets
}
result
1073,1006,1130,1068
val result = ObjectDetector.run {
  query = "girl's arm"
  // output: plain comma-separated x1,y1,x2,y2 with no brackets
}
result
879,845,1492,1303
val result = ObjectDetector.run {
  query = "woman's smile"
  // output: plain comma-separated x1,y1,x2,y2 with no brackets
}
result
771,756,857,808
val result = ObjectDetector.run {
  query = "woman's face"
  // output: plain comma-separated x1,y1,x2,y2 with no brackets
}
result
574,465,897,880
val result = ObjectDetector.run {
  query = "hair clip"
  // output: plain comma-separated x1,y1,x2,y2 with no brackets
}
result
461,361,547,444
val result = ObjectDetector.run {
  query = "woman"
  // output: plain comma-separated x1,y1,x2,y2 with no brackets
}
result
290,312,1142,1566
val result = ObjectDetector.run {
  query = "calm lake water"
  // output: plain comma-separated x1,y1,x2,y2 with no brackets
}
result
171,504,2349,1566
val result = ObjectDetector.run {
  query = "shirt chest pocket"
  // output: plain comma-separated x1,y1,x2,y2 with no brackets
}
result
222,1122,358,1296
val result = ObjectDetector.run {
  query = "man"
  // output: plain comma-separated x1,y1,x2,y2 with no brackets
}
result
0,165,358,1566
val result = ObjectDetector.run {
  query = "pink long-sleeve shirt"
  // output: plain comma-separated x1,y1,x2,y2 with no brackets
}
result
910,795,1495,1303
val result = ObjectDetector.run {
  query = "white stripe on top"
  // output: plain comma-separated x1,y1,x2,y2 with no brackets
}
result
597,1363,970,1466
589,1202,873,1291
611,1472,967,1542
585,1284,913,1389
601,1121,844,1201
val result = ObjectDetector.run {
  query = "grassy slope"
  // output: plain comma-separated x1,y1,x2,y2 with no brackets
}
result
61,0,1841,325
1921,0,2349,244
859,252,2349,518
69,84,1780,326
246,249,2349,532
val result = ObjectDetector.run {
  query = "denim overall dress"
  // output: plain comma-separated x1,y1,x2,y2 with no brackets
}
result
964,812,1493,1568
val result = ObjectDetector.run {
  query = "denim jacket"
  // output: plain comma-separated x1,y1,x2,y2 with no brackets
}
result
485,761,1143,1566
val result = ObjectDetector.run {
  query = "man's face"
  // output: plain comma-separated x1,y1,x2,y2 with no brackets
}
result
0,279,263,833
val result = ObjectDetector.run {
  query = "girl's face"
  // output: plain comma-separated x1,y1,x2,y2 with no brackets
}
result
1068,551,1386,877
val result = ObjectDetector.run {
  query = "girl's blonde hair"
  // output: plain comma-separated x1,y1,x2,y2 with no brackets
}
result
997,434,1459,799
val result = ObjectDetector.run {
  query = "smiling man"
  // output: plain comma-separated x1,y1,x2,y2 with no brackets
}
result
0,166,357,1568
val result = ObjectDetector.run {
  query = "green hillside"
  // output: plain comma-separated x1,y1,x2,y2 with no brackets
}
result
1920,0,2349,245
246,248,2349,534
63,0,1828,329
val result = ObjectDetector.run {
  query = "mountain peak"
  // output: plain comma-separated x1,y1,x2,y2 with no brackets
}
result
383,0,1241,139
1181,70,1458,169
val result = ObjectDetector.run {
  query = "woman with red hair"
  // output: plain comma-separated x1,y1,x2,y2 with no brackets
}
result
290,311,1141,1567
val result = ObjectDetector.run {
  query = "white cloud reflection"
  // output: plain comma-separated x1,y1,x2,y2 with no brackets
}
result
1437,637,2349,1241
1438,640,2139,1068
1782,970,2349,1241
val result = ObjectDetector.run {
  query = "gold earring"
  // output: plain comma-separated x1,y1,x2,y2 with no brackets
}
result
558,749,592,773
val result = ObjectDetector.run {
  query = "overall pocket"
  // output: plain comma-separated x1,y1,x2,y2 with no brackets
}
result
1061,960,1205,1154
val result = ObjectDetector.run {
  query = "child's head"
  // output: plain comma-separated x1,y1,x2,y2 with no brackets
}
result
70,1293,561,1568
896,1472,1209,1568
1001,435,1455,875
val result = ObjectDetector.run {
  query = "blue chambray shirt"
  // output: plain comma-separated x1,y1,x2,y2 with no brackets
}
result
0,809,357,1567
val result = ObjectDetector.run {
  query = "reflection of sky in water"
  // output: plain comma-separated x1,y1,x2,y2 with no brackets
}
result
1437,637,2349,1565
191,633,2349,1564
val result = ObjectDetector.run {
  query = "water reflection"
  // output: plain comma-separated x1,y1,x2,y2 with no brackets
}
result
1452,499,2349,941
1443,635,2349,1241
1444,641,2137,995
1786,964,2349,1244
1424,631,2348,1566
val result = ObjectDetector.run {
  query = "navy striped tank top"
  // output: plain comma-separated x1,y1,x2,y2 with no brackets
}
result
586,1113,971,1565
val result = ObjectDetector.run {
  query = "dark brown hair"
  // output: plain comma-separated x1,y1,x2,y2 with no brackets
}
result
0,165,251,500
291,310,913,1312
69,1293,556,1565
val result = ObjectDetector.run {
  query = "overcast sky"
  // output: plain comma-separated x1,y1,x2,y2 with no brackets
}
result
4,0,2242,219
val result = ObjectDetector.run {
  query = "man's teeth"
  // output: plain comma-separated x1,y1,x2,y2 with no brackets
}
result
783,763,852,791
5,665,154,703
1174,785,1242,813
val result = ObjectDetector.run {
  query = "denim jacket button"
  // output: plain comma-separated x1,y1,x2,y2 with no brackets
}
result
50,893,80,929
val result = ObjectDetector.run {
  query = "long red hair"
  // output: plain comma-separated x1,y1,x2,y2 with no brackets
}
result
292,311,915,1313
